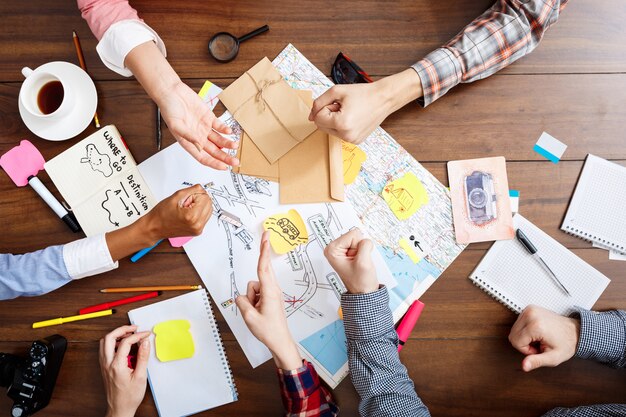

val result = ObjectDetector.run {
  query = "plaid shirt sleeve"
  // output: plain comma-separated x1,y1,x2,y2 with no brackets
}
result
341,286,430,417
277,360,339,417
412,0,569,107
541,310,626,416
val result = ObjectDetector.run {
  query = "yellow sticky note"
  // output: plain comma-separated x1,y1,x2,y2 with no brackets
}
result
399,238,421,264
342,141,367,185
153,319,195,362
263,209,309,254
381,172,429,220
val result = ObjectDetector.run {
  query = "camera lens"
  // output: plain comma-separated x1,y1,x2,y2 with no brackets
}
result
468,188,488,209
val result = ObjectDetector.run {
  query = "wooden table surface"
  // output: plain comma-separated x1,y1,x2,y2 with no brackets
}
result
1,1,625,416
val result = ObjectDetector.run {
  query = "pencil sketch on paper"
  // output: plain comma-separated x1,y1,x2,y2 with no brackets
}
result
80,144,113,177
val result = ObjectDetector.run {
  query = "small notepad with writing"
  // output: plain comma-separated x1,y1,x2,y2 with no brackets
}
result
470,214,610,316
561,154,626,255
44,125,157,236
128,290,237,417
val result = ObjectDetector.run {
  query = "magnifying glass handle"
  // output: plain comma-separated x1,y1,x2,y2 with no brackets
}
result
238,25,269,43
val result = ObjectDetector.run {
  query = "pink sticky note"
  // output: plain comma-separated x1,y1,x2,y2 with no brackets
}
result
0,140,45,186
168,236,193,247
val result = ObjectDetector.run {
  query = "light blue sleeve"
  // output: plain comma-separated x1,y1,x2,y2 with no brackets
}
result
0,245,72,300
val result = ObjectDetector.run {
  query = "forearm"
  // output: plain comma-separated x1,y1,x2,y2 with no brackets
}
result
342,287,429,417
413,0,569,106
124,41,181,108
574,309,626,369
105,213,161,262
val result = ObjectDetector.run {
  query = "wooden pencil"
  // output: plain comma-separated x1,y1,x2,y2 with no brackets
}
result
100,285,203,293
72,30,100,128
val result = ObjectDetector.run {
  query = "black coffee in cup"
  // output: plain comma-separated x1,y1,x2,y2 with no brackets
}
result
37,80,64,115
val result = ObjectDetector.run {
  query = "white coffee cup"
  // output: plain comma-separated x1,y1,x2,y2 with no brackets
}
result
19,63,76,121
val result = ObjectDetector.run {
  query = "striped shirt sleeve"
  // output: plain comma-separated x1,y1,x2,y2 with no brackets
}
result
412,0,569,107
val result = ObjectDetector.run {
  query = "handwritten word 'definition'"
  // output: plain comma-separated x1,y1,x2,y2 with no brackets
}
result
127,174,149,211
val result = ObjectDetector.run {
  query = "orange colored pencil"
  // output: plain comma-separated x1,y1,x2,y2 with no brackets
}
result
100,285,203,293
72,30,100,128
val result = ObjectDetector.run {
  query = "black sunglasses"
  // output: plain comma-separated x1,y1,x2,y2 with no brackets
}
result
331,52,373,85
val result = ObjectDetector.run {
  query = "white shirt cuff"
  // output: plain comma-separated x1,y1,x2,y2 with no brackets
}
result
96,19,167,77
63,234,118,280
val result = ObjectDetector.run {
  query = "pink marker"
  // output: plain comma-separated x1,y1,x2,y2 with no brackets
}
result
397,300,425,352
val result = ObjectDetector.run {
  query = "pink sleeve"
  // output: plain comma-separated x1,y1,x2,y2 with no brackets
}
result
77,0,142,41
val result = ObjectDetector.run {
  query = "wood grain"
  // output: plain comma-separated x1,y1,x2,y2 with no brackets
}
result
1,1,625,416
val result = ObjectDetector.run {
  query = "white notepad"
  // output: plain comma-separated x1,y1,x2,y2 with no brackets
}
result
561,154,626,254
470,214,610,315
128,290,237,417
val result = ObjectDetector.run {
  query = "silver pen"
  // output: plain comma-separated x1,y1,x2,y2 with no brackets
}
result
516,228,571,296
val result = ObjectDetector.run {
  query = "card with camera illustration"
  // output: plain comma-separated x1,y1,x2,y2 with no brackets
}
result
448,156,514,244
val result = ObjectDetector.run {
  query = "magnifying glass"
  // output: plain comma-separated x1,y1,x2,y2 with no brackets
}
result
208,25,270,63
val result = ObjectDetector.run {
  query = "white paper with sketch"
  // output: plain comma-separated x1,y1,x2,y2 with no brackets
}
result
470,214,610,316
44,125,157,236
128,290,237,417
138,141,396,388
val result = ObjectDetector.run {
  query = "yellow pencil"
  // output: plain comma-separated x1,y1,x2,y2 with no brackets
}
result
33,309,114,329
100,285,203,293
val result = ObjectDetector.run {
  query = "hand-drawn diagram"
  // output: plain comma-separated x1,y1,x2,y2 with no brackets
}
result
80,144,113,177
101,181,141,227
264,209,309,254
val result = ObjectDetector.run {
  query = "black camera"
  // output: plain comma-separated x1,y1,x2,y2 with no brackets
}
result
0,335,67,417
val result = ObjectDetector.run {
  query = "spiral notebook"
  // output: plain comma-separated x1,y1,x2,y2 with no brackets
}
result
128,290,237,417
561,154,626,255
469,214,610,316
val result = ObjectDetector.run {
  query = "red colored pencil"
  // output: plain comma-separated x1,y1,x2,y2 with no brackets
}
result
79,291,161,315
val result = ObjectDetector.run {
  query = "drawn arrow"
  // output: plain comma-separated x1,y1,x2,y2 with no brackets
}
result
119,197,129,210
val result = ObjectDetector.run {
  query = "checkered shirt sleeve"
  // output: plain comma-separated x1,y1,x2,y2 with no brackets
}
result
541,310,626,416
341,286,430,417
277,360,339,416
412,0,569,107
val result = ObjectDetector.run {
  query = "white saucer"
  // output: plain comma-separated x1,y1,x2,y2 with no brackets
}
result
19,61,98,141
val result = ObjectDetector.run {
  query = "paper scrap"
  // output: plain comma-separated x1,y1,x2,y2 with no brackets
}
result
153,319,195,362
399,238,421,263
198,81,223,110
609,251,626,261
263,209,309,254
0,140,45,187
509,190,520,213
342,141,366,185
382,172,429,220
169,236,193,247
533,132,567,164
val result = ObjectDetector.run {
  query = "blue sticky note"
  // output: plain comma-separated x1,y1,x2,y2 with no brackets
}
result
533,132,567,164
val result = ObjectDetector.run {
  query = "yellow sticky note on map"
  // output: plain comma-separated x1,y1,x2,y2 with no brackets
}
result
263,209,309,254
399,238,421,263
342,141,367,185
382,172,429,220
153,319,195,362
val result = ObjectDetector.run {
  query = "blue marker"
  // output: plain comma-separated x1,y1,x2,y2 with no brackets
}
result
130,239,163,263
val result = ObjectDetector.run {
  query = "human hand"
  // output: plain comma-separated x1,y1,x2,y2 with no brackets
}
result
309,68,423,144
141,184,213,243
508,305,581,372
324,229,379,294
236,232,302,370
100,325,150,417
158,81,239,170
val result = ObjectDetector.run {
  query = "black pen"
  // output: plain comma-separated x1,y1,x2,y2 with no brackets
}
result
156,106,162,151
516,228,571,296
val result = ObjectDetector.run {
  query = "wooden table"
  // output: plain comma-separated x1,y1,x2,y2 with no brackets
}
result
1,1,625,415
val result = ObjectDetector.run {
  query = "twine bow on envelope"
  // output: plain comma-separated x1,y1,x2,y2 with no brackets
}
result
219,57,317,164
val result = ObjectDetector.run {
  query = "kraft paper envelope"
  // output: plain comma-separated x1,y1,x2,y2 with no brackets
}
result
236,132,279,181
219,57,316,163
279,90,344,204
279,130,344,204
